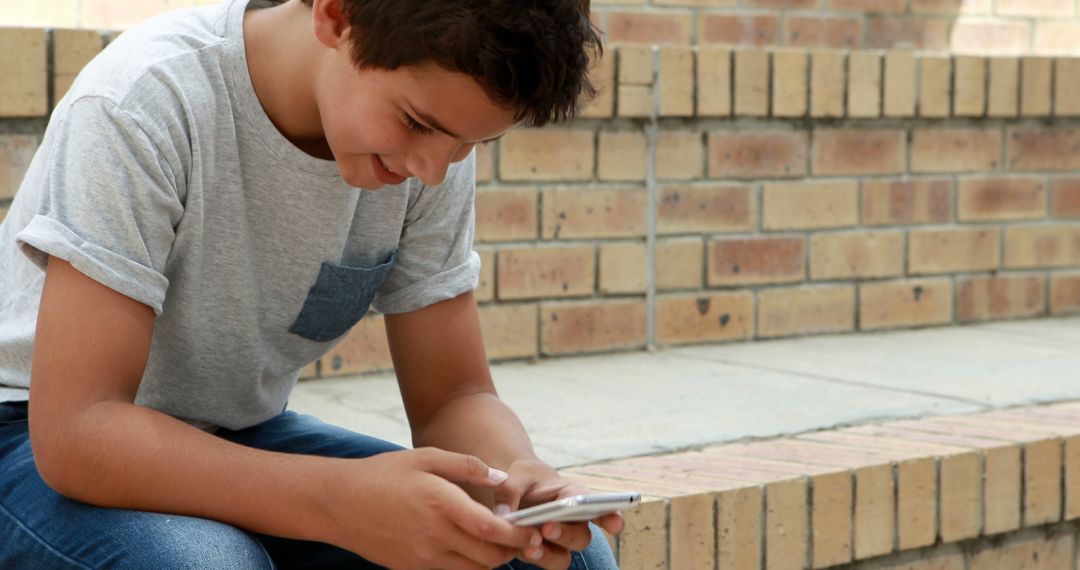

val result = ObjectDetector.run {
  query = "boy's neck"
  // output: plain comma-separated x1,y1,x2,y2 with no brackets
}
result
243,1,333,159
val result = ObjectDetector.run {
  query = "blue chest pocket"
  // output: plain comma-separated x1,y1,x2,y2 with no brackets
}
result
288,250,398,343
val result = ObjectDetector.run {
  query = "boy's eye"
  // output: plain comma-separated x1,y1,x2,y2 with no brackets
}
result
403,114,434,136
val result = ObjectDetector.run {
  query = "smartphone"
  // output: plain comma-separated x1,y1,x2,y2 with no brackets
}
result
499,492,641,526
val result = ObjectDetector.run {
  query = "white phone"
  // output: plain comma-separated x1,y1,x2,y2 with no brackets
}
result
499,492,641,526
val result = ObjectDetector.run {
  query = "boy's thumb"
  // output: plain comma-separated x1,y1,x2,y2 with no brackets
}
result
426,449,508,488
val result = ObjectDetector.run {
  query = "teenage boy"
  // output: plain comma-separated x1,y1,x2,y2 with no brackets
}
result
0,0,621,567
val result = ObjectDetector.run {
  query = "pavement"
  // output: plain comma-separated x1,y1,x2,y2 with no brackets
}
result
289,316,1080,469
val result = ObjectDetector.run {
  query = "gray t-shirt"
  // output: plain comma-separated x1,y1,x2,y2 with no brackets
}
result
0,0,480,429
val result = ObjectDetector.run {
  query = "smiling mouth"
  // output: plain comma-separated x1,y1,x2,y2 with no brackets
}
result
372,155,408,185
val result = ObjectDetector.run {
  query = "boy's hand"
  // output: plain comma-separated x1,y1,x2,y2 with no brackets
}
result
327,448,542,569
492,459,625,569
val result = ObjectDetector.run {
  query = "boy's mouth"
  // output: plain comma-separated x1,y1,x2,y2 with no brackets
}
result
372,155,407,185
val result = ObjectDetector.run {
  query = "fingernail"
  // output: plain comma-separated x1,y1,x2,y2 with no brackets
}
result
528,547,544,561
488,468,508,483
545,525,561,540
530,532,543,547
494,504,511,516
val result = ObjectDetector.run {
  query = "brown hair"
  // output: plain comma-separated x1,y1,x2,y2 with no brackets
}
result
298,0,602,126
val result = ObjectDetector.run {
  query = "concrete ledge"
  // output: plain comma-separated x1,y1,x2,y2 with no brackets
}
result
565,402,1080,569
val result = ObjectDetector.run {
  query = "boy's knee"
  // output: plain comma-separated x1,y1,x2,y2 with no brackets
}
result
115,516,273,570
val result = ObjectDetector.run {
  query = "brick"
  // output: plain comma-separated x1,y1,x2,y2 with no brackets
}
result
866,17,952,51
617,497,666,570
763,180,858,230
52,29,102,106
541,187,646,239
669,494,716,570
322,314,391,376
913,0,991,14
949,21,1031,56
0,135,40,199
475,188,538,242
810,231,904,280
1021,57,1053,117
988,57,1020,117
1007,127,1080,172
911,128,1002,174
957,177,1046,222
716,486,762,570
853,464,894,559
497,246,595,300
697,48,732,117
810,470,853,568
813,129,905,176
657,238,703,291
734,49,769,117
580,48,615,119
618,85,653,118
883,51,917,117
970,531,1073,569
860,279,952,331
957,274,1046,322
476,248,494,302
540,300,646,355
772,50,808,118
785,15,861,50
919,56,952,118
1004,225,1080,268
597,131,647,181
606,11,693,45
708,130,807,180
299,361,318,380
479,303,538,360
0,29,47,117
659,47,693,117
475,144,494,183
897,458,938,550
658,184,753,234
811,51,845,118
708,236,805,286
619,45,654,86
656,292,754,345
699,14,779,47
1034,22,1080,57
758,285,855,339
599,242,646,294
953,56,986,117
861,179,952,226
765,478,809,570
909,228,1001,274
997,0,1073,17
848,51,882,118
1051,272,1080,315
1055,58,1080,117
656,131,703,180
1023,438,1064,526
828,0,905,12
940,452,983,542
499,129,594,181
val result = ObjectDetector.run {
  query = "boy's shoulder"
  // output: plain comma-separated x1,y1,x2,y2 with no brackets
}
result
61,2,236,130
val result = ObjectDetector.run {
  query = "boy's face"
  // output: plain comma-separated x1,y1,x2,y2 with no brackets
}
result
314,51,517,190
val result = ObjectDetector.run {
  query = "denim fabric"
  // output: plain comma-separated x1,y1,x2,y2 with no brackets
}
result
288,251,398,343
0,405,618,569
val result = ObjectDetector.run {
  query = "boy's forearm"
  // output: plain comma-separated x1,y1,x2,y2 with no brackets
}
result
36,399,346,546
410,391,538,470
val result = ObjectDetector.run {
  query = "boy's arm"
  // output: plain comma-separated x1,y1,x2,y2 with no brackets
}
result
29,258,536,568
385,292,624,566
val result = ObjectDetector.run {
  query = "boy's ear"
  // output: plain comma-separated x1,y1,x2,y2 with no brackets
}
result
311,0,350,49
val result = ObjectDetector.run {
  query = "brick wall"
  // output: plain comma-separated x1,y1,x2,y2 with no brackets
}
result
6,0,1080,56
2,27,1080,379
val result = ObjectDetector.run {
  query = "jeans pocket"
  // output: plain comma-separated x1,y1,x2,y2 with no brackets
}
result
288,250,398,343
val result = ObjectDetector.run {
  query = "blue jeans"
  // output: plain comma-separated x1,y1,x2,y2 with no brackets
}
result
0,401,618,569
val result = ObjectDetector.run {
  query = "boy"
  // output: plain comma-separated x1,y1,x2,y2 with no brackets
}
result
0,0,621,567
